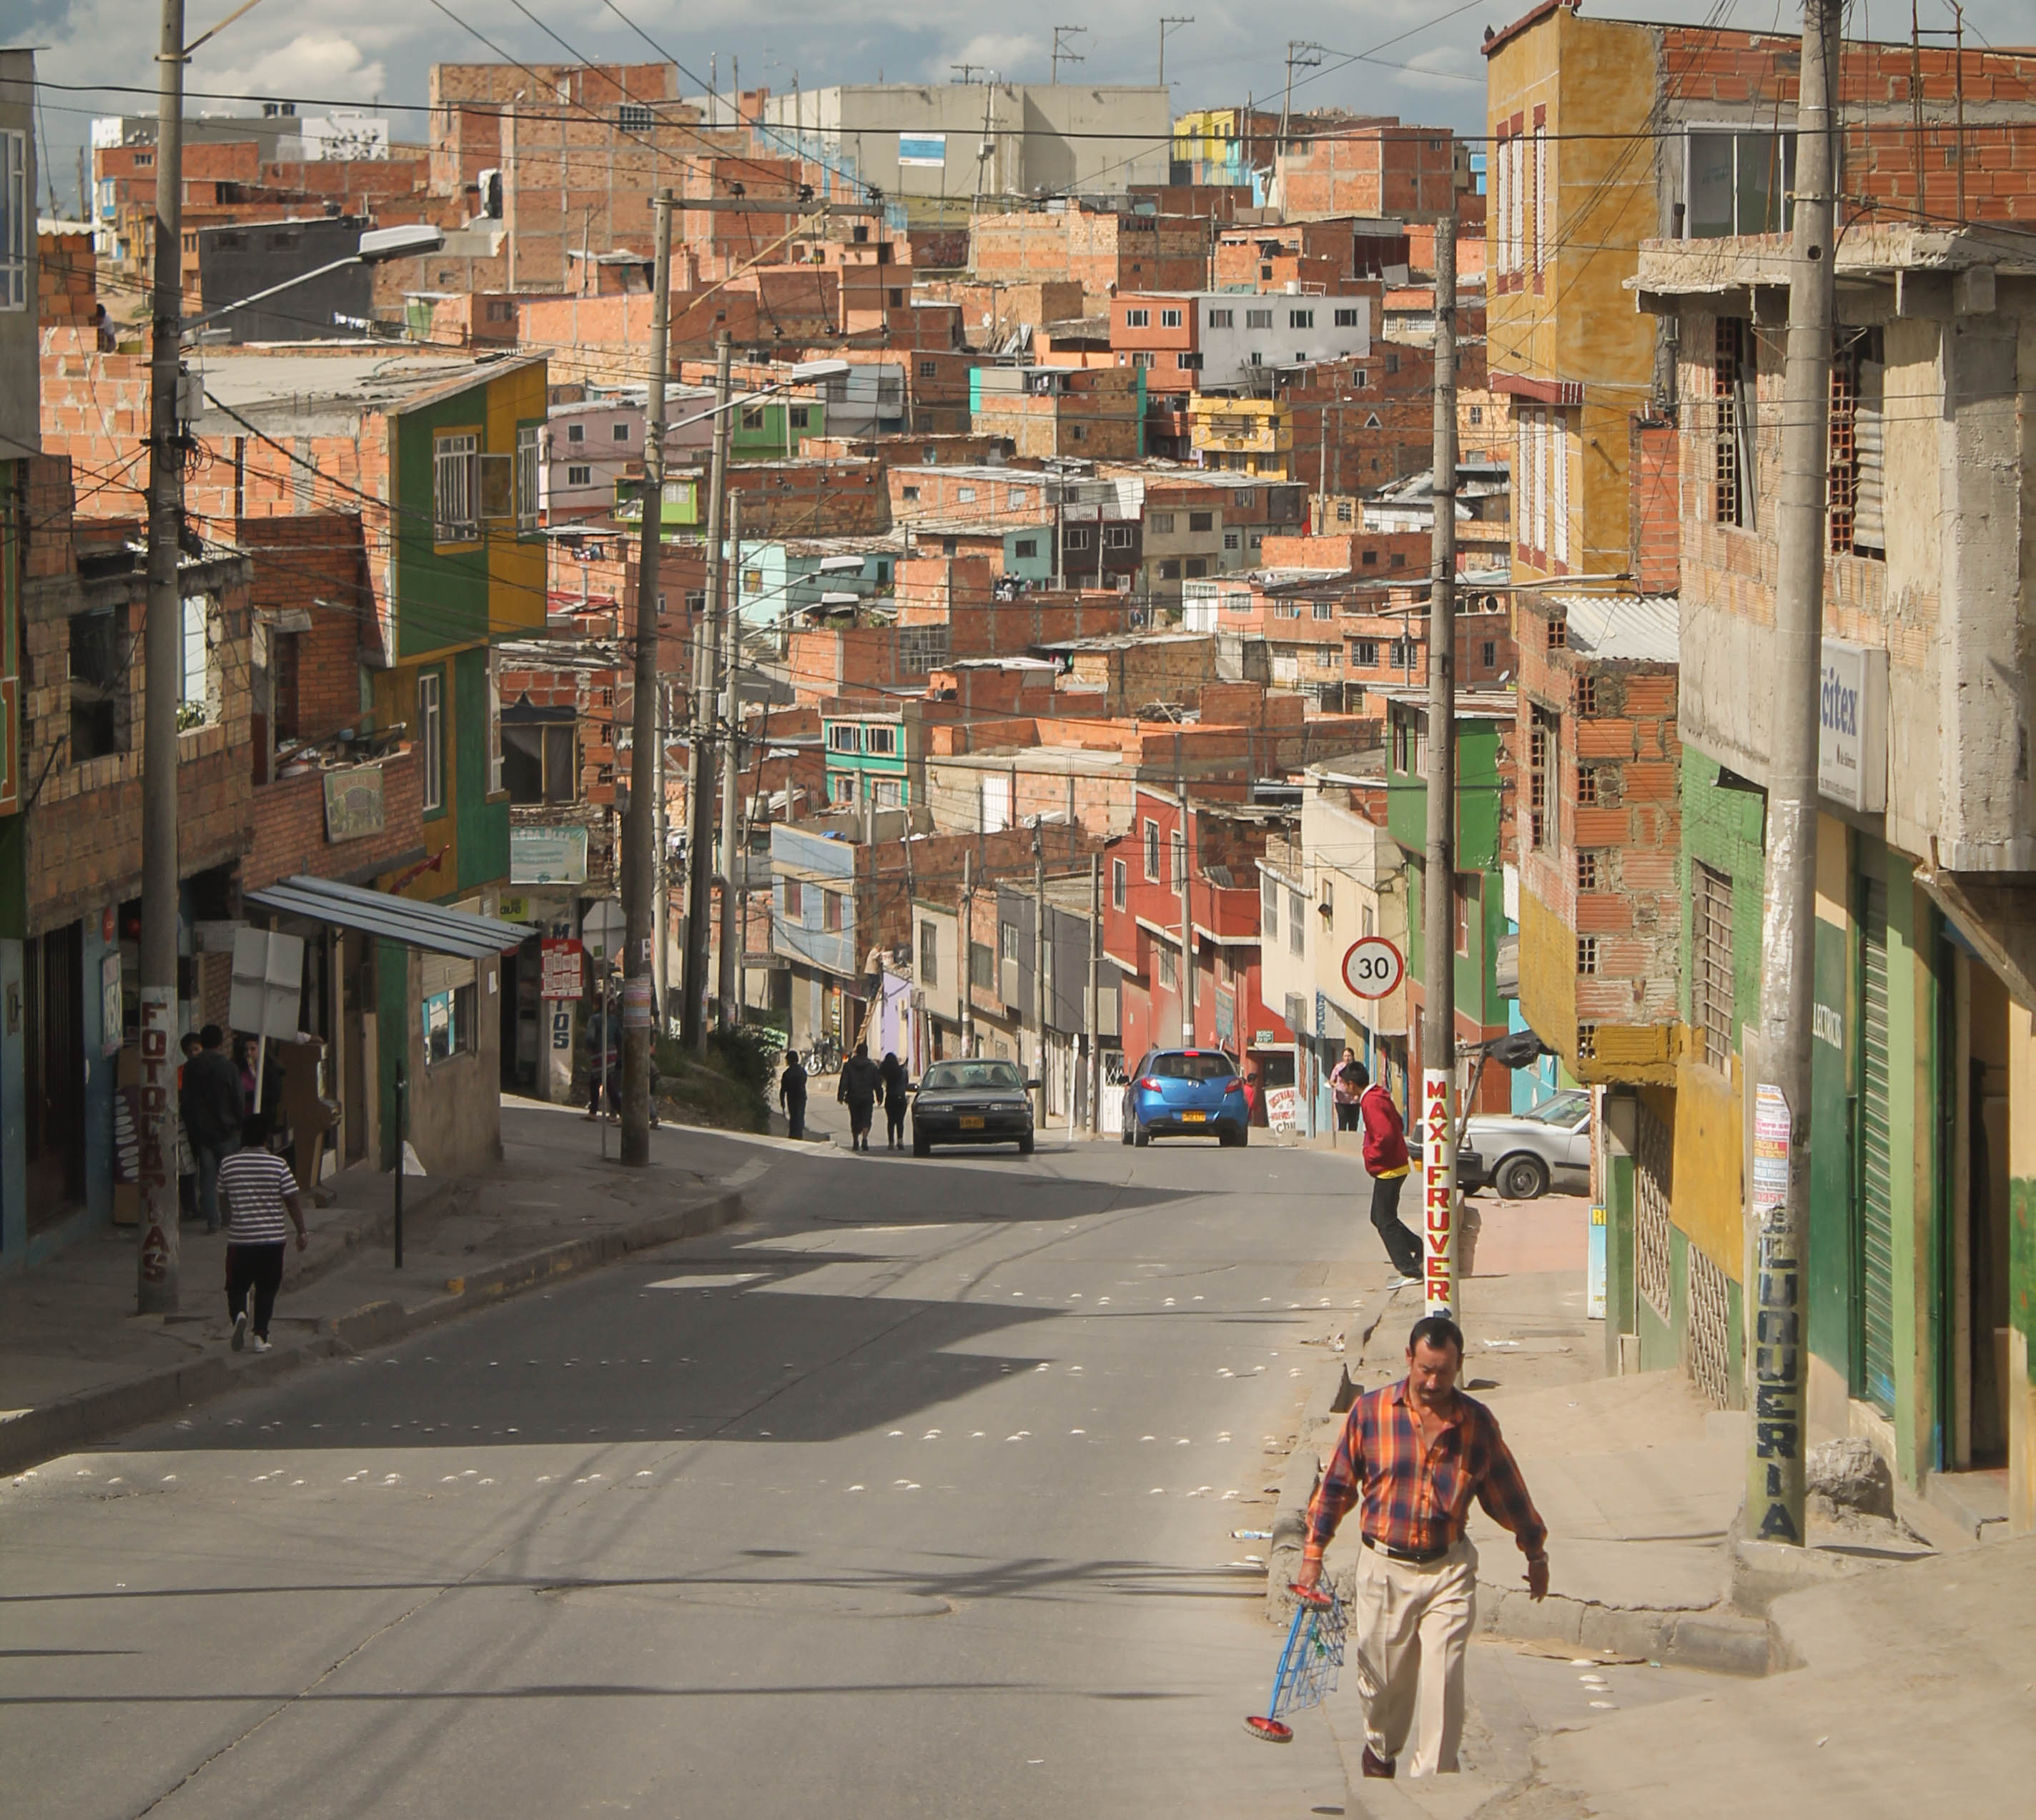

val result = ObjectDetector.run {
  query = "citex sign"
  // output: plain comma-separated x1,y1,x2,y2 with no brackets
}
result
1816,638,1887,813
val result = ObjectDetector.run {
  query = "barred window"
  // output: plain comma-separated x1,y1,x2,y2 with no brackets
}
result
1577,936,1598,975
1692,861,1735,1072
1828,326,1885,558
1576,851,1598,891
1576,674,1597,717
434,432,479,542
1714,317,1754,528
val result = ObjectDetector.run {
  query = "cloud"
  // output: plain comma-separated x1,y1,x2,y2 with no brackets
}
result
204,35,390,107
947,36,1047,82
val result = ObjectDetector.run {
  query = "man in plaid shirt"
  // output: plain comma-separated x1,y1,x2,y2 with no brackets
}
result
1295,1314,1548,1779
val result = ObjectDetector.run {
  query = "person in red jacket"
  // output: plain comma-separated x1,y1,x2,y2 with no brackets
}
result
1355,1064,1425,1283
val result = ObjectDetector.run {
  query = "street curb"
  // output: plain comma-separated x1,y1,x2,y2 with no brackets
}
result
0,1190,745,1478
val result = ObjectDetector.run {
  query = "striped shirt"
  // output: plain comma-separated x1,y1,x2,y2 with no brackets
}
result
218,1148,299,1244
1303,1379,1546,1561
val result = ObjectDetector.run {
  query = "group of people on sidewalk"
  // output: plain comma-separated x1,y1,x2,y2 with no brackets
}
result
782,1042,911,1151
177,1024,309,1353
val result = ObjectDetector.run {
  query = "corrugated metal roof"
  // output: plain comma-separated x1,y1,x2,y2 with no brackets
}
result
1548,593,1679,665
244,876,533,959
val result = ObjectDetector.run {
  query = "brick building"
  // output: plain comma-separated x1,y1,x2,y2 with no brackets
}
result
1272,119,1465,219
967,209,1213,307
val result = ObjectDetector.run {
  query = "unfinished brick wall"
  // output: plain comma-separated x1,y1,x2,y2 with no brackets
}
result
37,230,99,331
1275,123,1461,220
1629,416,1680,595
19,459,253,935
235,515,372,746
244,746,424,892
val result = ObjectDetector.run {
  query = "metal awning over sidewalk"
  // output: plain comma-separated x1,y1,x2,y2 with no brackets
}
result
244,875,535,959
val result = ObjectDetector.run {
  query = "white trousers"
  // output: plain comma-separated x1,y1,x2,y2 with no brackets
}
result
1350,1537,1478,1777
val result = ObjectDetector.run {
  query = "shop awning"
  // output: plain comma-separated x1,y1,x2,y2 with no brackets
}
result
244,875,534,959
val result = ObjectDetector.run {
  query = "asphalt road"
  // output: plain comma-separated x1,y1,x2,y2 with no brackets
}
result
4,1111,1399,1819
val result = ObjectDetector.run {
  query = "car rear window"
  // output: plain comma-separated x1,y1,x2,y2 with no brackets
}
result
1523,1092,1588,1125
1147,1052,1236,1082
920,1062,1024,1092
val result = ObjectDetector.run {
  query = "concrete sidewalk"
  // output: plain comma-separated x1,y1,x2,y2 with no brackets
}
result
0,1099,757,1475
1256,1187,2033,1819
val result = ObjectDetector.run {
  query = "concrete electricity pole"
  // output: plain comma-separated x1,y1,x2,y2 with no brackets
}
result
683,333,734,1053
620,188,673,1166
1745,0,1839,1551
1033,827,1049,1122
716,492,744,1029
137,0,187,1315
1419,217,1460,1321
1175,753,1194,1047
959,851,975,1058
1158,16,1193,89
1087,851,1101,1133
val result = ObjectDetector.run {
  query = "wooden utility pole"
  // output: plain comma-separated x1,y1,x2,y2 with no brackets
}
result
1419,216,1460,1319
683,333,734,1052
1745,0,1839,1551
621,188,673,1163
137,0,187,1313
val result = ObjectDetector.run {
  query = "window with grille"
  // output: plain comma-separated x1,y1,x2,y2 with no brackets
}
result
1576,851,1598,891
516,425,540,532
1261,870,1279,940
1576,674,1597,716
919,920,938,986
1112,859,1127,910
0,131,24,311
1714,317,1754,528
617,102,655,132
1528,707,1556,849
1828,326,1885,558
1170,828,1186,884
1288,891,1305,956
1634,1102,1672,1318
1576,1022,1598,1061
1577,936,1598,975
1692,861,1735,1072
1144,818,1160,880
1388,637,1415,670
1546,613,1567,649
434,432,479,542
1353,638,1379,668
1577,767,1599,807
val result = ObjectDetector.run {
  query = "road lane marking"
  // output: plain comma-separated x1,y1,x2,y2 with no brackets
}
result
643,1272,767,1290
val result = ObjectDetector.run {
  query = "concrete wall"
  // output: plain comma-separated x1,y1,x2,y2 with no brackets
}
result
0,54,40,456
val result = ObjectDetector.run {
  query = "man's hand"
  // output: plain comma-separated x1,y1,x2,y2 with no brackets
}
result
1525,1553,1549,1601
295,1230,310,1252
1293,1556,1324,1596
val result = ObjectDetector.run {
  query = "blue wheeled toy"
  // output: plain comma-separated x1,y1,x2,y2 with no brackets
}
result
1245,1583,1353,1744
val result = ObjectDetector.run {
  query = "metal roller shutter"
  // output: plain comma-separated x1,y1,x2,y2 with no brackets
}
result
1857,879,1896,1416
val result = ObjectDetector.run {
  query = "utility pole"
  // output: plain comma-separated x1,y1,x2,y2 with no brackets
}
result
1158,16,1194,89
136,0,187,1315
1176,772,1195,1047
1086,851,1101,1134
1279,41,1324,156
959,851,975,1058
683,332,734,1053
1033,826,1049,1123
621,188,673,1165
1050,26,1087,85
716,491,744,1029
1419,213,1460,1320
1746,0,1839,1552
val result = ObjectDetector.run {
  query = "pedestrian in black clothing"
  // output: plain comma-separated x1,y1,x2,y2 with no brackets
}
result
780,1050,809,1140
836,1042,881,1151
879,1051,909,1149
179,1024,245,1235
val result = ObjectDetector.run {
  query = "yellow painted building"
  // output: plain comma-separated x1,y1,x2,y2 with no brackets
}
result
1189,396,1293,479
1483,2,1660,584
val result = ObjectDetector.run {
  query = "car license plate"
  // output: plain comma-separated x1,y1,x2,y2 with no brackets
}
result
959,1116,984,1130
1182,1110,1207,1123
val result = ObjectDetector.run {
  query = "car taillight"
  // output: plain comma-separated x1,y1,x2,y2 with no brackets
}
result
1220,1077,1242,1094
1137,1077,1162,1092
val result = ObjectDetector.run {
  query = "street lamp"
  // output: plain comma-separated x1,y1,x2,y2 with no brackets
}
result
182,223,448,340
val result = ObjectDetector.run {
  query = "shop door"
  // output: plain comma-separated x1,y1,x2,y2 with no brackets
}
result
24,925,85,1222
1855,879,1897,1418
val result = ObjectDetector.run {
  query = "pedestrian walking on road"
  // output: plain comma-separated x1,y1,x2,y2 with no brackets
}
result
218,1114,309,1354
1296,1314,1548,1781
779,1049,809,1141
179,1024,244,1235
583,995,618,1119
879,1050,909,1149
1331,1047,1365,1132
1355,1067,1425,1285
837,1042,881,1151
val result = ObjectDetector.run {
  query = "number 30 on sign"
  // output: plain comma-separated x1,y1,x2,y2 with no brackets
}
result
1340,937,1405,1000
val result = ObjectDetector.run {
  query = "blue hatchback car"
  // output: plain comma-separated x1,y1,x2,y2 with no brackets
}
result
1121,1047,1250,1147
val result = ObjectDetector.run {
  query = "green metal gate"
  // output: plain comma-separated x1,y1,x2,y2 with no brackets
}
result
1856,879,1897,1416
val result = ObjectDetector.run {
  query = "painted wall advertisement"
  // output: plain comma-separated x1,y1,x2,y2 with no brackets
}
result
512,825,589,885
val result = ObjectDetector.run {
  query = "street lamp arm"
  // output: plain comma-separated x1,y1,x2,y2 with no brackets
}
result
661,361,851,436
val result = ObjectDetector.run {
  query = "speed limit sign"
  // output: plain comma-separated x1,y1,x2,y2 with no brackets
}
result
1342,936,1405,1000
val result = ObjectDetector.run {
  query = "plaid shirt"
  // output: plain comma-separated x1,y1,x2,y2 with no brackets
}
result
1303,1380,1546,1561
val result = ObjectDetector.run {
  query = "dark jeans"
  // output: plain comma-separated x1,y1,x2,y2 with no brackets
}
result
1369,1172,1425,1280
844,1098,874,1144
784,1094,806,1140
226,1242,286,1340
589,1064,616,1116
193,1141,234,1233
885,1103,906,1145
1335,1102,1361,1132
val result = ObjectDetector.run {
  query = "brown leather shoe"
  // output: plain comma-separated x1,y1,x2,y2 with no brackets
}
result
1361,1747,1396,1779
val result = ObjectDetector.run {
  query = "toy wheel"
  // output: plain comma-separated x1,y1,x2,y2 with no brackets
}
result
1244,1715,1293,1744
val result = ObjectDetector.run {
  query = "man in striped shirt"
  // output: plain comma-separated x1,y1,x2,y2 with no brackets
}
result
218,1114,308,1354
1295,1314,1548,1780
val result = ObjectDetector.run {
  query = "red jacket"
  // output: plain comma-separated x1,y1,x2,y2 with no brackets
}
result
1359,1084,1410,1177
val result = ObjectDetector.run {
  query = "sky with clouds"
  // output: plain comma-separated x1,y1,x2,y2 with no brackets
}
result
16,0,2030,217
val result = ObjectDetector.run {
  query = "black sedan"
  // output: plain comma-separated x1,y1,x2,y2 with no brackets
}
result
911,1059,1037,1156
